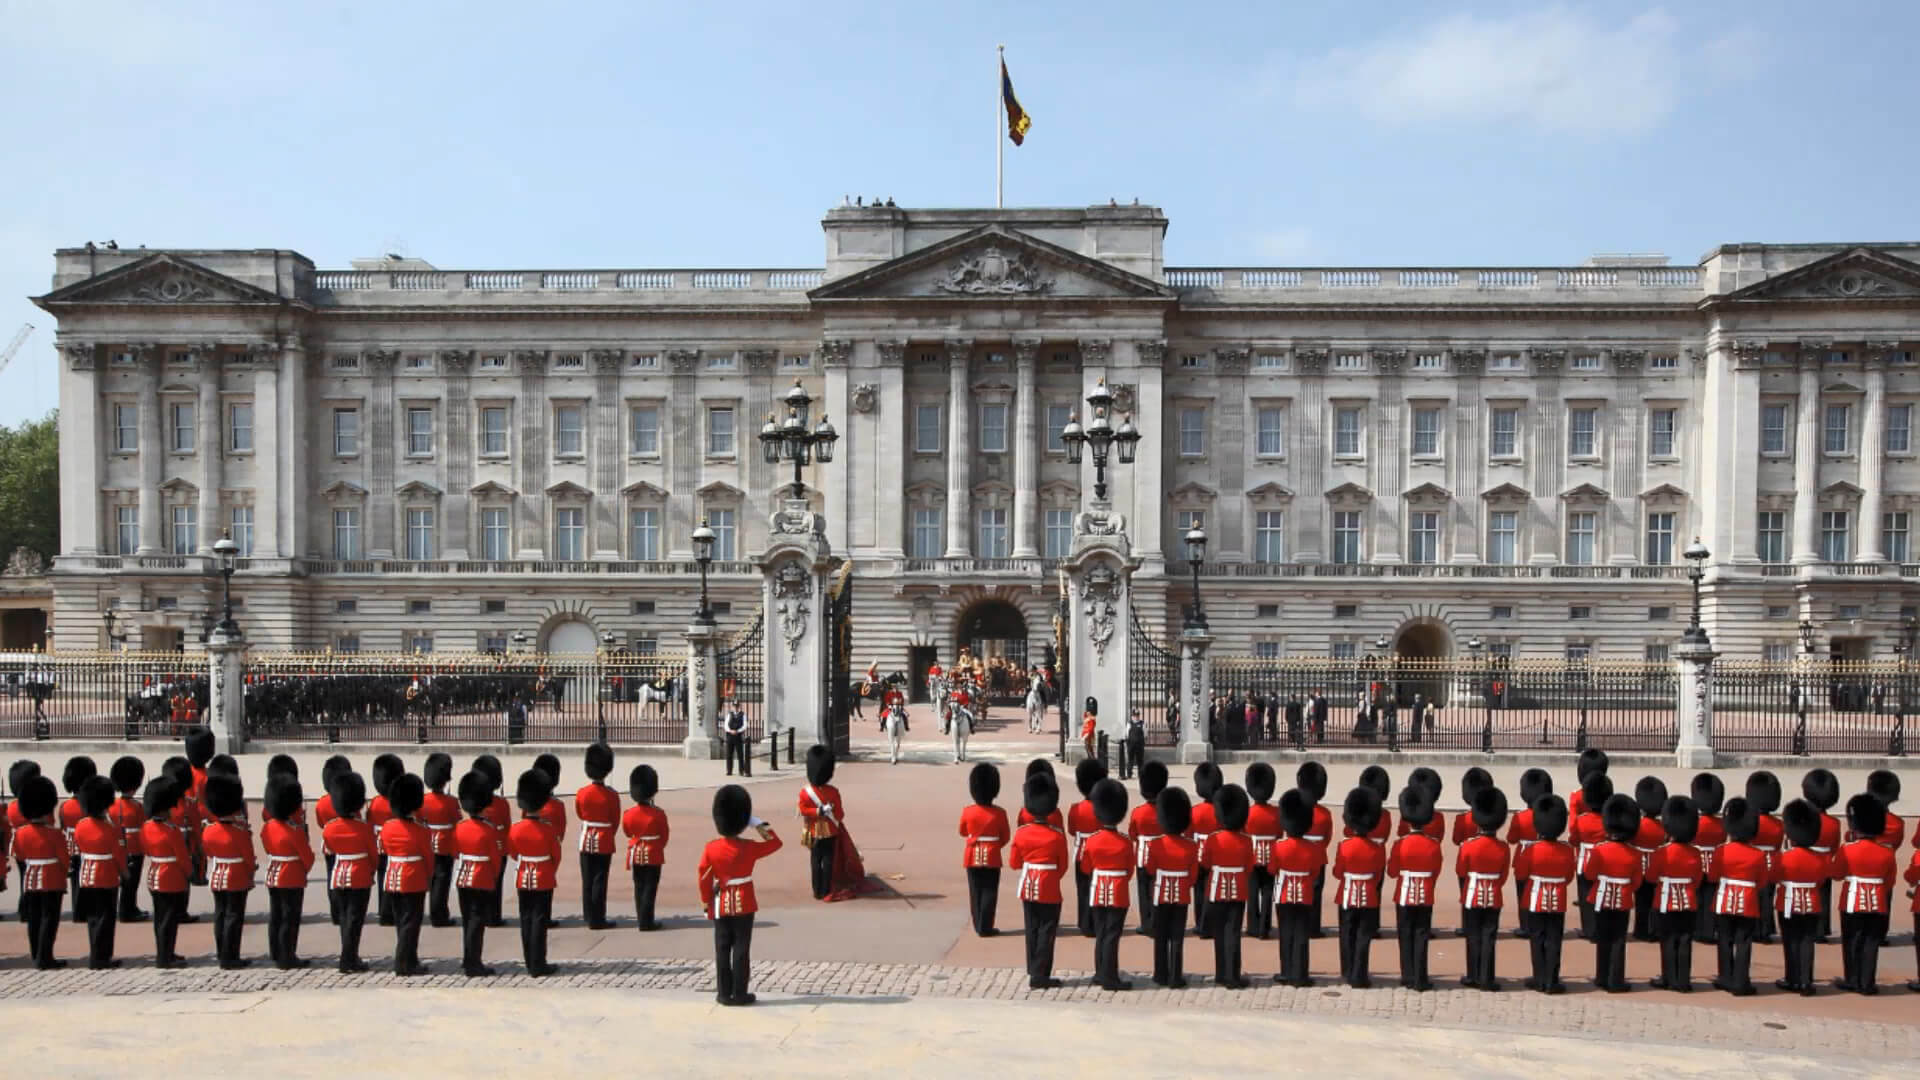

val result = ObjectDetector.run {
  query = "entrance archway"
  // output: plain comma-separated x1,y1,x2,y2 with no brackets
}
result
544,618,598,655
1391,620,1453,707
954,599,1029,702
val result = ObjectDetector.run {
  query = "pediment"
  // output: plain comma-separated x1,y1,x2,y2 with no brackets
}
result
1481,482,1532,502
1169,481,1218,502
1822,380,1864,394
157,475,197,494
395,480,443,499
469,480,518,498
1560,483,1611,503
620,480,668,499
1639,483,1689,502
1324,482,1373,503
1037,480,1078,499
1402,482,1452,504
544,480,593,499
1719,247,1920,304
1246,482,1295,503
320,481,366,502
809,225,1177,303
34,253,287,309
697,481,745,499
1821,480,1864,499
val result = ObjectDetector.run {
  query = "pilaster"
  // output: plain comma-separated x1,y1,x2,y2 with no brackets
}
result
683,623,724,759
1293,347,1327,562
205,625,247,755
1608,350,1644,564
1130,341,1167,570
591,348,622,559
1450,349,1485,563
192,343,222,553
1215,347,1250,562
1790,345,1823,564
943,339,973,558
134,344,162,554
1528,349,1566,563
57,340,100,555
1178,628,1214,763
1011,339,1040,557
759,509,834,751
249,342,281,557
442,349,474,559
366,348,397,558
279,338,310,558
874,340,907,559
1673,638,1718,768
1857,350,1889,561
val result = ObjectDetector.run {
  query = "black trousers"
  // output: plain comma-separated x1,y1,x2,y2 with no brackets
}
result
1755,883,1777,942
390,891,425,972
713,913,754,999
268,886,304,967
1631,883,1657,941
22,891,60,967
1526,911,1565,989
580,852,613,927
1310,870,1327,937
118,856,145,919
1152,902,1188,985
632,864,661,927
1210,900,1245,985
1091,905,1127,987
810,836,837,901
212,889,247,967
429,854,455,926
1276,903,1313,984
1817,882,1835,941
457,887,490,972
1397,904,1433,988
489,874,506,927
1591,908,1629,989
1023,900,1060,986
77,886,117,968
376,855,393,925
1135,871,1154,934
1656,912,1694,988
1694,881,1718,940
1576,876,1596,938
1337,907,1379,985
337,886,371,968
1248,868,1275,939
1715,913,1756,991
725,733,751,776
1463,907,1499,987
325,854,339,924
518,889,553,972
1840,911,1888,991
965,867,1000,935
1779,912,1818,990
69,856,83,923
151,889,187,962
1074,868,1093,935
1192,868,1212,937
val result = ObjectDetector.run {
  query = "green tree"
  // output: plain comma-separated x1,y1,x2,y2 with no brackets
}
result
0,411,59,567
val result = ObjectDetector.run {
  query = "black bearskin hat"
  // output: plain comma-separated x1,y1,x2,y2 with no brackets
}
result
208,754,238,778
1600,793,1640,842
629,764,659,805
1399,785,1436,831
1662,796,1699,846
142,777,180,820
61,755,97,794
1634,776,1669,819
1519,768,1553,806
1576,748,1610,784
8,758,41,793
584,743,614,782
1194,762,1222,801
1343,786,1382,835
1866,769,1901,806
1580,774,1614,814
1156,786,1193,837
161,756,192,791
712,783,752,836
1076,757,1109,798
371,753,404,798
1408,767,1442,803
1246,762,1277,803
806,744,836,786
1532,795,1569,842
265,775,304,823
1358,765,1390,800
1084,696,1098,716
423,753,453,791
1091,778,1129,828
78,774,114,818
330,771,368,818
1139,761,1169,802
183,726,215,767
472,754,504,789
1025,758,1056,784
1721,797,1757,843
1847,792,1888,840
1213,783,1250,832
458,771,492,817
969,762,1002,806
515,769,553,815
203,772,244,819
320,754,351,788
267,753,299,780
1472,787,1509,834
1690,773,1725,816
1279,788,1313,837
389,773,425,819
1461,767,1492,805
1782,798,1822,850
109,756,145,795
17,774,56,820
1023,774,1060,822
1800,768,1840,812
1296,761,1328,801
533,753,562,786
1744,771,1782,815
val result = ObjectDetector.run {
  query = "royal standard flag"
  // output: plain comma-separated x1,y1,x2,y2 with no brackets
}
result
1001,59,1032,145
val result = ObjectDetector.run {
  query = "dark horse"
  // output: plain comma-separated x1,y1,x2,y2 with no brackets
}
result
847,670,907,718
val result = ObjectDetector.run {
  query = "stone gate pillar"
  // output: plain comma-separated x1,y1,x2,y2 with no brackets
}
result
758,497,833,750
1674,637,1718,768
1063,508,1137,757
206,624,247,755
683,622,724,759
1179,628,1214,763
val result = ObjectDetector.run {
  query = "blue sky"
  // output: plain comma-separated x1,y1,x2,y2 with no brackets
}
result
1,1,1916,424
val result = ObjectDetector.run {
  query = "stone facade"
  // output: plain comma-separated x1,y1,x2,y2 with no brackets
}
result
32,206,1920,670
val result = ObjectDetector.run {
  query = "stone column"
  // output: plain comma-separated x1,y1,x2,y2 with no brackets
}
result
1293,349,1328,562
57,341,101,554
1216,348,1251,562
1608,351,1645,563
205,623,247,755
944,339,973,558
591,349,623,559
1371,349,1407,563
874,341,907,559
193,344,222,552
1791,348,1822,563
249,343,280,557
279,338,310,557
366,349,398,558
1131,342,1167,569
1528,350,1566,563
1065,537,1134,758
517,350,552,558
1857,351,1889,561
442,350,474,559
1178,628,1213,764
683,622,724,758
1450,350,1485,562
1012,339,1040,557
760,516,834,750
1673,637,1718,768
135,344,162,554
823,343,853,554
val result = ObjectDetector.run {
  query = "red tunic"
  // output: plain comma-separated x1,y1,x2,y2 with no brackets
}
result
380,818,433,893
1905,848,1920,913
508,817,562,890
1347,809,1394,844
798,782,844,842
1201,830,1254,903
1707,841,1770,917
1569,789,1587,818
1753,814,1784,880
1144,833,1199,905
1807,812,1842,857
1067,799,1102,865
1387,833,1443,907
1396,815,1444,840
574,782,622,855
13,822,66,891
1831,838,1897,915
1692,814,1726,871
1449,811,1478,846
139,819,190,893
419,791,460,857
1631,817,1665,874
452,818,504,890
1127,802,1163,870
1774,847,1830,916
1332,835,1385,908
1584,840,1642,911
622,804,670,869
1077,827,1133,908
484,796,511,840
1268,836,1326,905
1306,804,1333,851
201,819,256,892
1456,835,1512,909
1009,822,1069,904
697,830,784,917
1017,807,1065,830
73,817,126,889
109,796,147,858
368,796,392,832
538,799,567,840
262,819,316,889
1646,842,1702,913
188,766,208,837
5,801,24,831
1246,802,1281,868
322,818,377,889
958,804,1010,869
314,793,337,832
1506,808,1539,852
1514,840,1577,913
59,797,83,852
1570,812,1609,879
1844,811,1904,851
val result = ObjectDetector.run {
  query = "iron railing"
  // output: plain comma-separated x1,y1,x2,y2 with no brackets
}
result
1128,606,1181,747
0,651,206,741
1712,660,1913,757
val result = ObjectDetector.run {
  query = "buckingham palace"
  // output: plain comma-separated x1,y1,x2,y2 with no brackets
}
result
31,202,1920,676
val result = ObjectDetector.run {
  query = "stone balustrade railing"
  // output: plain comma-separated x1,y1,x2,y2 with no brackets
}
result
1163,265,1702,295
309,268,826,298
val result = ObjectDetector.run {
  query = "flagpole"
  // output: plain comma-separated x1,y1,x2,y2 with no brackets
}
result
996,43,1004,209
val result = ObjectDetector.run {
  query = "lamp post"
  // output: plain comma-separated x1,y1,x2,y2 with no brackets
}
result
511,630,529,656
212,532,239,634
1794,618,1816,757
1893,617,1916,757
101,609,125,653
1183,526,1208,630
691,519,716,626
1680,537,1710,646
758,378,839,502
1466,635,1491,753
1058,378,1141,507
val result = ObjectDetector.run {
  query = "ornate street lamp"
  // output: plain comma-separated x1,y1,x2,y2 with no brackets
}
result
1058,378,1140,505
1465,635,1493,753
510,630,529,655
1893,618,1917,757
1798,618,1817,656
1183,525,1208,630
101,609,125,652
757,378,838,501
212,532,240,634
691,518,717,626
1680,537,1710,646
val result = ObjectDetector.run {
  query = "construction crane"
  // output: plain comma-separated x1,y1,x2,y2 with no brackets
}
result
0,324,32,375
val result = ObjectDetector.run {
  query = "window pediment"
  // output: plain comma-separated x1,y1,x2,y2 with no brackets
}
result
1639,483,1688,507
1819,481,1863,508
697,480,744,501
545,480,593,501
1169,482,1218,506
469,481,518,499
395,480,443,500
1559,483,1611,507
1325,482,1373,509
1247,482,1294,506
1402,482,1451,508
158,475,198,495
620,480,668,500
1481,482,1532,505
320,481,367,503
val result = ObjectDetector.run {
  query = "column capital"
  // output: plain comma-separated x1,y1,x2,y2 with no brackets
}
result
818,339,853,368
1078,338,1111,366
1293,346,1328,374
1527,347,1566,373
741,348,776,372
366,348,399,374
184,342,219,371
244,340,281,368
128,342,162,371
1731,341,1767,369
590,348,626,373
1863,341,1901,368
1608,349,1645,373
1449,348,1485,374
441,348,476,373
1215,346,1251,375
1012,338,1041,366
943,338,974,365
1797,340,1832,368
665,348,701,373
514,348,550,372
1368,347,1406,374
875,340,906,367
1133,340,1166,369
60,340,97,371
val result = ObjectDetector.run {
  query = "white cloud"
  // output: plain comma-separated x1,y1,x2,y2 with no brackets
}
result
1291,8,1735,136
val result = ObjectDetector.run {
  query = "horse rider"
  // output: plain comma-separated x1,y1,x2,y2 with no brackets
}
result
880,677,908,733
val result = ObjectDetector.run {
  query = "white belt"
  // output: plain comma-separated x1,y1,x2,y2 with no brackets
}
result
518,854,551,863
1780,881,1819,908
1154,869,1188,899
1401,870,1434,878
23,857,56,866
974,836,1001,843
456,853,491,863
426,823,455,831
723,876,752,886
1278,868,1312,879
1597,874,1630,886
1808,846,1832,854
1468,871,1499,884
209,856,243,865
388,855,424,863
1658,875,1691,884
1842,876,1884,908
1720,877,1755,889
147,856,178,864
634,835,661,842
1527,875,1568,908
79,852,114,861
1304,834,1327,844
335,852,368,861
581,820,614,830
1092,868,1129,879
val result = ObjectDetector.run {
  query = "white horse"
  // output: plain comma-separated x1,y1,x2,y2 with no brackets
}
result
949,701,974,763
883,699,907,764
1025,678,1047,734
639,676,681,719
931,676,951,730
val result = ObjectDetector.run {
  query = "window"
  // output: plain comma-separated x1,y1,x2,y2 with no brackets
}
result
1648,606,1671,621
703,352,733,370
480,508,510,561
1331,511,1362,564
333,408,360,455
1254,511,1285,563
1649,409,1676,458
554,508,586,561
1649,354,1678,370
629,406,660,456
408,598,432,615
404,353,430,370
1487,511,1518,565
1569,606,1592,620
482,633,507,654
113,404,137,452
226,403,253,453
1571,353,1602,370
1490,352,1521,370
782,354,809,370
170,403,195,452
1645,644,1670,664
336,599,357,613
1253,641,1281,660
405,508,435,560
1411,409,1440,456
479,354,506,369
480,407,509,456
1407,511,1439,564
630,600,655,615
553,353,585,371
1334,408,1362,457
1567,408,1597,457
977,508,1010,558
1766,605,1791,620
1887,405,1912,453
409,634,434,654
1178,407,1206,457
1044,509,1073,559
336,635,360,654
1334,604,1358,619
230,507,254,557
1413,352,1444,370
1644,511,1675,565
707,406,736,456
630,635,659,656
1837,604,1862,619
1255,352,1286,370
910,508,942,559
170,506,197,555
708,508,736,560
1565,511,1597,565
1330,641,1357,660
1257,604,1280,619
554,405,584,456
980,403,1009,453
1828,350,1852,366
406,407,433,456
1489,408,1520,458
1256,408,1285,457
1565,644,1592,663
1823,404,1850,454
629,508,660,560
1760,404,1789,454
1757,511,1787,563
1045,404,1072,452
627,353,656,370
1333,352,1364,370
114,506,138,555
1179,353,1207,369
1490,642,1514,661
1820,510,1850,562
1491,605,1513,620
1762,642,1792,663
330,353,359,371
1885,512,1911,563
985,352,1007,366
1176,510,1205,538
915,404,942,453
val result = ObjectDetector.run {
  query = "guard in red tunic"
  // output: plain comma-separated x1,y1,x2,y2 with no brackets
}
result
1067,757,1109,937
1799,768,1843,943
6,759,41,923
314,753,351,927
1188,762,1221,938
60,755,98,925
13,775,66,968
261,776,315,969
1296,762,1333,939
1009,774,1068,989
420,753,461,929
321,771,375,973
184,727,215,887
1647,796,1702,992
533,752,569,839
1457,787,1511,991
1745,771,1785,945
1354,766,1394,844
1203,784,1253,988
1079,778,1135,991
958,762,1010,937
1629,777,1668,942
1333,786,1385,987
1904,828,1920,992
623,765,668,930
1270,789,1325,986
1449,767,1489,935
1506,769,1552,931
139,779,191,968
1128,761,1169,934
1570,773,1613,940
575,743,621,930
697,784,783,1006
472,754,511,928
368,753,404,928
1689,773,1726,942
201,773,255,969
381,773,432,975
1243,764,1280,941
1774,798,1830,995
72,775,125,969
1515,795,1575,993
1144,787,1198,988
1398,767,1445,840
1017,758,1065,830
107,757,147,924
508,769,563,977
1587,794,1643,993
1709,797,1768,995
798,746,845,902
1389,785,1443,991
452,770,504,976
1569,748,1609,818
1831,793,1897,994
